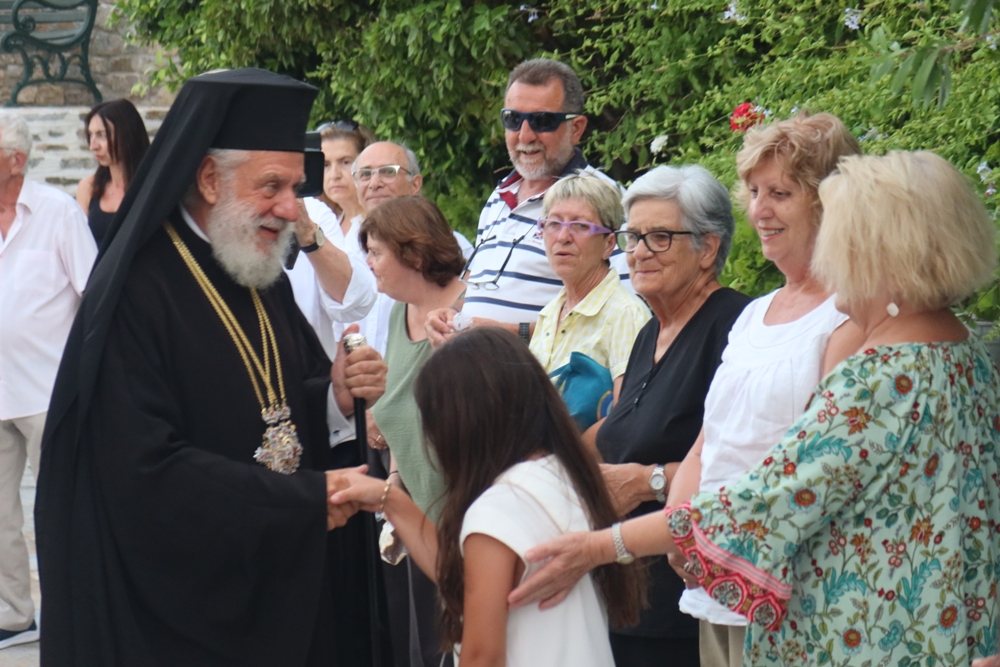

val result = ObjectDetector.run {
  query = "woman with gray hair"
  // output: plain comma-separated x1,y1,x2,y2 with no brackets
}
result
594,164,751,667
508,148,1000,667
512,113,867,667
529,172,650,428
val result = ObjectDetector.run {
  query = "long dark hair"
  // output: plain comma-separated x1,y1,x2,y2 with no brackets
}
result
414,328,646,649
85,99,150,203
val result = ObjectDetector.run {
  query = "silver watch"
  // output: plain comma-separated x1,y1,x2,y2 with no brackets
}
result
611,522,635,564
649,465,667,504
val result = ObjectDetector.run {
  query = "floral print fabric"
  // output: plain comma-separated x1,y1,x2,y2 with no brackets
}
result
667,340,1000,666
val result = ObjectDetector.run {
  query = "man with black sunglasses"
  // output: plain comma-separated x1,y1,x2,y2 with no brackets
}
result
426,58,628,346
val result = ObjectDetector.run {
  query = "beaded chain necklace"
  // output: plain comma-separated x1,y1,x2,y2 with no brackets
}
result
165,222,303,474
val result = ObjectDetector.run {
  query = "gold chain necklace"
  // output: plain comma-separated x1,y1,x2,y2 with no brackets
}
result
165,222,303,474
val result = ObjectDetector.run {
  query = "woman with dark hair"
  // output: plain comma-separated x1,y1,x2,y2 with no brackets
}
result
332,327,646,667
75,99,150,245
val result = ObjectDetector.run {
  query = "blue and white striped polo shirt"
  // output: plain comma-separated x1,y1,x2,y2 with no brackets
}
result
462,150,630,324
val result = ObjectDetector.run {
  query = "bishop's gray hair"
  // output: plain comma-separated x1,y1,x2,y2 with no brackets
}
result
182,148,252,208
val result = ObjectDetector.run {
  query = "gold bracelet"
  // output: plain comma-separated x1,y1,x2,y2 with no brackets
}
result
377,478,392,515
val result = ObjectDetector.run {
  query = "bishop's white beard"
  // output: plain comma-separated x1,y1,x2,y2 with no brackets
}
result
205,188,293,289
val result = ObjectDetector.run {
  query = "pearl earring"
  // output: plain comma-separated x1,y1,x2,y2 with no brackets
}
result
886,302,900,317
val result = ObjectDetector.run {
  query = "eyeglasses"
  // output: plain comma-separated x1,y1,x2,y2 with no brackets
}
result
537,218,613,237
316,119,359,133
463,231,530,290
615,229,696,253
353,165,410,183
500,109,582,133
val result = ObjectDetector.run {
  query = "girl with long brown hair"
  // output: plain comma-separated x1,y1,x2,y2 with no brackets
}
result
332,327,645,666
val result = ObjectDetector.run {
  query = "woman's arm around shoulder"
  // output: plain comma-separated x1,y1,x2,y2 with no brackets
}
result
459,533,520,667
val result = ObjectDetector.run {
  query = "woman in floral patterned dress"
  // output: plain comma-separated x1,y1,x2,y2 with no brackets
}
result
508,150,1000,667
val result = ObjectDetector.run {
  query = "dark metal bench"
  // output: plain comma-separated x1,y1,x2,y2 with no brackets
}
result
0,0,101,106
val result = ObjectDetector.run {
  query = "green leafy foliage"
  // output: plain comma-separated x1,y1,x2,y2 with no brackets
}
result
114,0,999,317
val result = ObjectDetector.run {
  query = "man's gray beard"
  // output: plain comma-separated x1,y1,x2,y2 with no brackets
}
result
205,189,293,289
509,140,574,181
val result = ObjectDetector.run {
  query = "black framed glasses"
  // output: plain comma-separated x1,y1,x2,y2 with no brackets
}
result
463,231,530,290
500,109,582,133
316,119,359,133
615,229,696,253
352,165,410,183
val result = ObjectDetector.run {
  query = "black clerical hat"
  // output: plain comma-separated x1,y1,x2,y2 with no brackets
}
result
41,70,320,583
187,69,316,152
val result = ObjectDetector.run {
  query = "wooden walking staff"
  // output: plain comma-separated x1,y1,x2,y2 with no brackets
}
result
342,332,382,667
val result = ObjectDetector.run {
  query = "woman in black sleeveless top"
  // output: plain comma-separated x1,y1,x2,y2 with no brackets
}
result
76,99,150,247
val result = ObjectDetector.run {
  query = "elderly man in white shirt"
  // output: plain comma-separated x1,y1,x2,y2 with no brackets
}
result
0,111,96,650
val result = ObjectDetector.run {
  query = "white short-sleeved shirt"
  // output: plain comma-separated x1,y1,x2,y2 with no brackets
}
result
678,290,848,625
459,455,614,667
0,179,96,419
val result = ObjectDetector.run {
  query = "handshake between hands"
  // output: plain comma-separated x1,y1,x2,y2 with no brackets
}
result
324,465,395,530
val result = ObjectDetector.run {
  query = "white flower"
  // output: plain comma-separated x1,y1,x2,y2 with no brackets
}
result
723,1,747,22
987,184,997,197
977,160,991,182
752,105,772,117
519,4,538,22
860,126,886,142
650,135,669,154
650,2,659,7
843,8,862,30
988,35,997,50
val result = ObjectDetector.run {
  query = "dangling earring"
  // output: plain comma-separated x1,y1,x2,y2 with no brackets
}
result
886,302,900,317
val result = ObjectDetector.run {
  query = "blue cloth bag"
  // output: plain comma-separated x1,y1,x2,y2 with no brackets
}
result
548,352,614,432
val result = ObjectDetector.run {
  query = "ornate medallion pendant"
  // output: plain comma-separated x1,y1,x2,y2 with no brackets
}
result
254,404,303,474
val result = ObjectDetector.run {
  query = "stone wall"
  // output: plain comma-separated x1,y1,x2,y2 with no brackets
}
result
10,105,167,195
1,0,176,107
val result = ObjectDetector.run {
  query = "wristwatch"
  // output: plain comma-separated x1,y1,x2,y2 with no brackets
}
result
611,522,635,564
649,465,667,504
301,226,325,253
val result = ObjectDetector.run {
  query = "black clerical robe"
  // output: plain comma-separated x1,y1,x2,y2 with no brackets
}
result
50,215,337,665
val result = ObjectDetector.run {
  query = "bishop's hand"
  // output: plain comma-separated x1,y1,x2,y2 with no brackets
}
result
332,324,387,417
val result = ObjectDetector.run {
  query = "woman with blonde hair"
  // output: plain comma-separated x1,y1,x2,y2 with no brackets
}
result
665,112,863,667
508,150,1000,667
